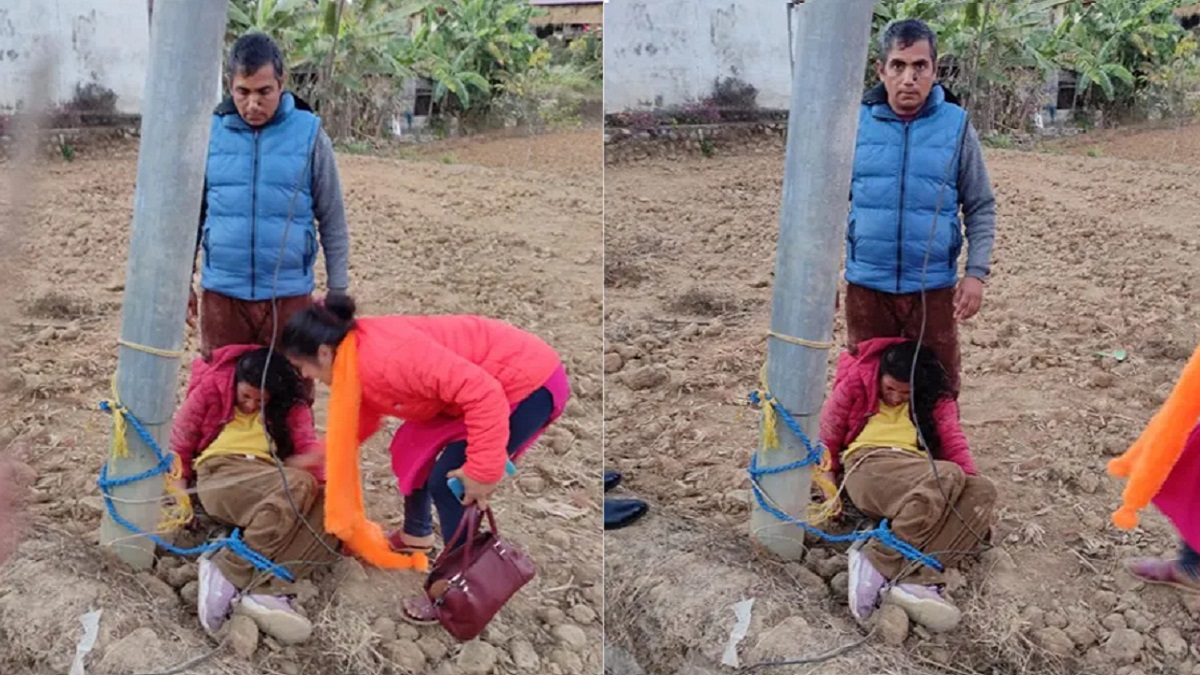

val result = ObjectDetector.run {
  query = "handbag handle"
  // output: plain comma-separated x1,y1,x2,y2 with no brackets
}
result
434,505,500,568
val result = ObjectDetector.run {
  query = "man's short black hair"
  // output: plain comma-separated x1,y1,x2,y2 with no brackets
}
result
879,19,938,63
227,32,285,79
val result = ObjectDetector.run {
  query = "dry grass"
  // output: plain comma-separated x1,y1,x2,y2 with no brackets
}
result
603,252,648,289
25,291,95,321
312,601,387,675
668,287,740,317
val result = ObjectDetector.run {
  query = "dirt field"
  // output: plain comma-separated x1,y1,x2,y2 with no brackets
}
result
0,128,602,674
603,125,1200,675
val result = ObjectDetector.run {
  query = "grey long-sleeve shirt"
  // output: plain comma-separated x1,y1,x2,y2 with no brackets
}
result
957,123,997,281
195,126,351,292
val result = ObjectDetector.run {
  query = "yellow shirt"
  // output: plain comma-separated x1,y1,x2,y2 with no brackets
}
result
844,402,924,461
194,409,273,469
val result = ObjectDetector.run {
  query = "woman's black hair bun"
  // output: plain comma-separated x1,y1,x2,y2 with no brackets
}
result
324,292,357,323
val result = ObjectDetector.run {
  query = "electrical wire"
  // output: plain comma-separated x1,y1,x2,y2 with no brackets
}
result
254,117,348,571
896,97,995,584
781,0,994,584
187,104,347,589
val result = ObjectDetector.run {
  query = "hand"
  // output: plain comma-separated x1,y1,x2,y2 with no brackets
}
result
285,451,325,474
319,288,349,306
186,288,198,329
954,276,985,322
812,471,838,499
447,469,501,510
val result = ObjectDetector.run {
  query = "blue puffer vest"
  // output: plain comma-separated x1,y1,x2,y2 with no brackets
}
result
200,92,321,301
846,84,968,294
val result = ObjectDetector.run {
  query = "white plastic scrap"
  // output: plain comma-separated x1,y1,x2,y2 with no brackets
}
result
69,609,103,675
721,598,755,668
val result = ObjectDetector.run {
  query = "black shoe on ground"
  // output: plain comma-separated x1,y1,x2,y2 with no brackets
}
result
604,497,648,530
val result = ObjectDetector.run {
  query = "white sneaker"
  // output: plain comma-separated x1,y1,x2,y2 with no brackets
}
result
237,594,313,644
847,540,887,623
883,583,962,632
197,555,238,635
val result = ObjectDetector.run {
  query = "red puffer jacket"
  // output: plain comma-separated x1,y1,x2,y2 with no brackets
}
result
169,345,323,481
352,314,562,483
819,337,977,476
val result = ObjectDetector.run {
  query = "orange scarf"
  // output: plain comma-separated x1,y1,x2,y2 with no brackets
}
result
325,330,428,571
1108,343,1200,530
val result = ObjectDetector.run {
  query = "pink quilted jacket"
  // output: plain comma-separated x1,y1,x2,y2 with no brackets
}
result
169,345,323,481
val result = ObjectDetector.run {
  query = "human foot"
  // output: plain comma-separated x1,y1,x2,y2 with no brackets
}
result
884,584,962,632
197,556,238,635
387,530,437,556
847,542,887,623
400,594,440,626
237,594,313,644
1125,557,1200,593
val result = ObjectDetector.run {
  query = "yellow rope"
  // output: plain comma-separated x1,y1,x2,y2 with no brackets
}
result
104,367,192,531
758,363,781,452
754,364,843,526
767,330,836,350
807,439,841,525
117,339,186,359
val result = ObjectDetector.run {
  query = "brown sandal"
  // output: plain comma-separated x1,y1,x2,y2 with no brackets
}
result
400,595,439,625
387,530,439,560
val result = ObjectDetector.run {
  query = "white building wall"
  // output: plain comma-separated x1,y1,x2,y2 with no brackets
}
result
604,0,794,112
0,1,150,114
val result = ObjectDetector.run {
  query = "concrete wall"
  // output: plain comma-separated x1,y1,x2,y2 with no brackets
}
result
0,1,150,115
604,0,793,113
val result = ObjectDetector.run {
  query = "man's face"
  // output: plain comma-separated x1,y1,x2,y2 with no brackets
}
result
231,64,283,127
876,39,936,118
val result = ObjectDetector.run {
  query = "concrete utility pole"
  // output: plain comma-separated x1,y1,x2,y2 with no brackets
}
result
100,0,229,569
750,0,877,560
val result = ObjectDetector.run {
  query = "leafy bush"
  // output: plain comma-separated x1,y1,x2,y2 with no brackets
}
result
873,0,1197,131
225,0,601,138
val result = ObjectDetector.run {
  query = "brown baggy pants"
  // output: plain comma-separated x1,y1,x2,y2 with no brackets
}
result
843,448,995,585
843,283,961,398
199,290,315,401
195,456,341,592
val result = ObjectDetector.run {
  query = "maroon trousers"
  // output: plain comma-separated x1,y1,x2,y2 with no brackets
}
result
199,290,313,359
199,290,316,400
843,283,960,398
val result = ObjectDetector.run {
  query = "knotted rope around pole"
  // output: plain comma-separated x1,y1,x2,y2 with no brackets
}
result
752,363,841,523
97,397,295,581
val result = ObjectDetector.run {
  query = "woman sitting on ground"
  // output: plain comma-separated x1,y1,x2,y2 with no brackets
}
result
279,294,570,626
819,337,996,632
170,346,340,643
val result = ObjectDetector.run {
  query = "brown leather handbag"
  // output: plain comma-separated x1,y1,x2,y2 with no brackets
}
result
424,505,537,641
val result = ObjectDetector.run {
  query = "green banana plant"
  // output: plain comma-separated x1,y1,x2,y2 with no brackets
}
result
1054,0,1185,105
872,0,1192,129
224,0,598,132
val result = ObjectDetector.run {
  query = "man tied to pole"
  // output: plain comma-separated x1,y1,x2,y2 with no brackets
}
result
187,32,351,360
841,19,997,398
